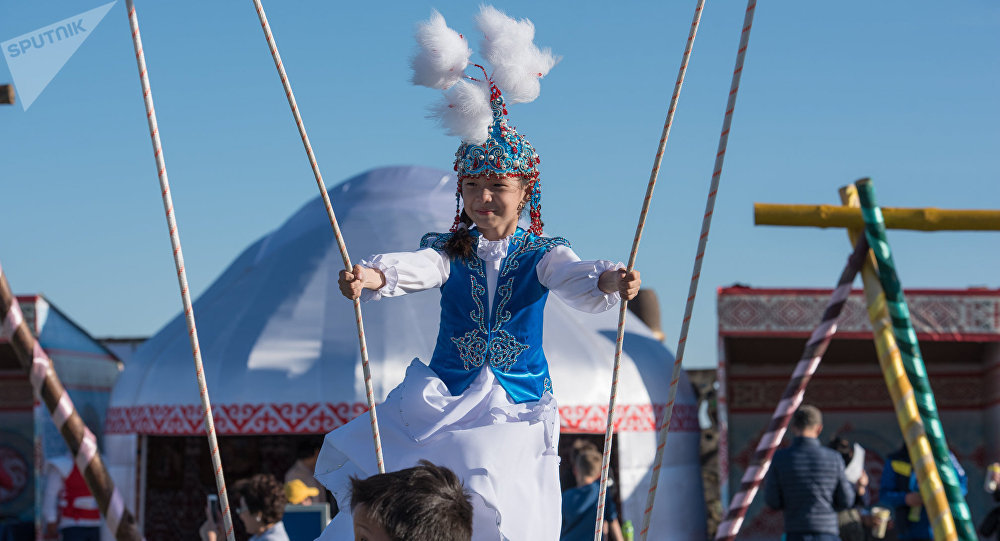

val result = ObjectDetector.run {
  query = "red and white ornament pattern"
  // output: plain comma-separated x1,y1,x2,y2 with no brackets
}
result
106,401,699,435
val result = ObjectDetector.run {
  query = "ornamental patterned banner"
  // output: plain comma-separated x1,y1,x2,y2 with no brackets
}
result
105,402,701,435
719,289,1000,339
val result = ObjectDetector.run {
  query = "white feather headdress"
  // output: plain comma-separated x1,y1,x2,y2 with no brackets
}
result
411,5,559,144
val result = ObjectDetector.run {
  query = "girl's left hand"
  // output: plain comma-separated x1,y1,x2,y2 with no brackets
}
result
600,269,641,300
619,269,641,300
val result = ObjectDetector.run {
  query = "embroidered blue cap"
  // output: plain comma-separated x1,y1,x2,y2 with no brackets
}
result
453,82,540,181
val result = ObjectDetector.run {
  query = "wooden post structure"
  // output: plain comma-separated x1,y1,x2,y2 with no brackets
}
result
755,203,1000,231
751,180,992,541
839,185,956,541
0,263,142,540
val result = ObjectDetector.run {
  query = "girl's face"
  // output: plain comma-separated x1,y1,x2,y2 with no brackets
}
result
461,175,529,237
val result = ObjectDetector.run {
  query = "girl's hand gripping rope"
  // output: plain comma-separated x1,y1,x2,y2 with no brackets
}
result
338,264,386,300
599,269,642,301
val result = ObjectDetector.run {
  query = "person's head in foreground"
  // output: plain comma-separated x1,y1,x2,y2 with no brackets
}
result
350,460,473,541
791,404,823,438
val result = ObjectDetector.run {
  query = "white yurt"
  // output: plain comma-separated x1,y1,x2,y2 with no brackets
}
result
104,165,704,539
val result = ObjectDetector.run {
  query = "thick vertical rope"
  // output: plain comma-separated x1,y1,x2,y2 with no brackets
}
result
123,2,235,538
714,237,868,541
249,0,384,474
854,179,976,540
638,1,758,538
591,1,707,539
840,185,956,541
0,263,143,541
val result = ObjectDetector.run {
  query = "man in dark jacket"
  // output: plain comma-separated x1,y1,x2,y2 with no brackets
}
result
764,405,855,541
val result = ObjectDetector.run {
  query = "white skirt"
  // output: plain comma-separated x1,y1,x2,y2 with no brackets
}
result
314,360,562,541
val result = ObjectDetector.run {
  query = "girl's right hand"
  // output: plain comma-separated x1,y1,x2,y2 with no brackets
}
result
339,264,367,300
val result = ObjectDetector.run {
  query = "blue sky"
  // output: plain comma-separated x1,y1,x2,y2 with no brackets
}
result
1,1,997,369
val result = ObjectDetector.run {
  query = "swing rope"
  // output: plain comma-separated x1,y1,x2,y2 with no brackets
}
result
637,1,758,537
124,1,236,538
593,1,707,539
249,0,385,474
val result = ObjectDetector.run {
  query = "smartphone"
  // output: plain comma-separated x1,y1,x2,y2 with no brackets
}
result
207,494,221,521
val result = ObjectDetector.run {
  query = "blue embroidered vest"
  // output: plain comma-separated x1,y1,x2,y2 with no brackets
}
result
420,228,570,404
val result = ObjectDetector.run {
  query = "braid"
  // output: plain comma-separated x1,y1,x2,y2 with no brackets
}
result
443,210,476,260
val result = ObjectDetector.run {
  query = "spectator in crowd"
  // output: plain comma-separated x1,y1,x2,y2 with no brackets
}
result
200,474,289,541
43,453,102,541
285,436,327,504
828,436,871,541
878,443,967,541
349,460,473,541
560,440,624,541
977,462,999,540
764,405,855,541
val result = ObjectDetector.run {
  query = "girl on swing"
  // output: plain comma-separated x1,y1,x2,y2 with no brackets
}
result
315,7,640,540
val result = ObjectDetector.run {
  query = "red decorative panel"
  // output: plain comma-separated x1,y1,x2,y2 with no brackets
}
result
106,402,371,435
719,290,1000,339
107,402,699,435
558,403,699,433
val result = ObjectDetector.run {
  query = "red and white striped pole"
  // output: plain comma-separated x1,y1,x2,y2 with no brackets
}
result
594,1,707,539
249,0,384,474
714,237,869,540
123,2,235,539
639,1,758,538
0,263,142,540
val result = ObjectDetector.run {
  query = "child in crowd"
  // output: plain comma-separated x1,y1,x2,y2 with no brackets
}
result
560,441,624,541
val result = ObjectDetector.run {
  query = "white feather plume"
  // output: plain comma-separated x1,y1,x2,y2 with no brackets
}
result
411,10,473,90
475,5,559,104
428,79,494,144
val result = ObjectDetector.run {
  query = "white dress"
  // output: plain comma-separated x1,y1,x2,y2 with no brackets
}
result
315,233,621,540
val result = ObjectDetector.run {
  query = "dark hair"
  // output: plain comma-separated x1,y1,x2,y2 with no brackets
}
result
295,435,324,460
234,474,286,525
350,460,473,541
571,440,602,479
791,404,822,432
828,436,854,465
442,174,537,260
442,209,477,260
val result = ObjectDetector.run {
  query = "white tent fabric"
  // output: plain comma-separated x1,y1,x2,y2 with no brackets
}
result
105,165,705,538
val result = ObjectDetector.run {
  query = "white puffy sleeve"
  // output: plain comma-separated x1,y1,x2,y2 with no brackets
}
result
358,248,450,301
536,245,624,313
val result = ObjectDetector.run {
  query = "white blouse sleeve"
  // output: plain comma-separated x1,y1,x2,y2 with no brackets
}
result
536,245,624,313
358,248,450,301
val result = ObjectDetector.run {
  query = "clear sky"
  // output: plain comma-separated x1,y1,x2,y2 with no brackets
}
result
1,1,998,369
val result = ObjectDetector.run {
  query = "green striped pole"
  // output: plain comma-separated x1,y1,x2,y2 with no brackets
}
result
855,178,976,541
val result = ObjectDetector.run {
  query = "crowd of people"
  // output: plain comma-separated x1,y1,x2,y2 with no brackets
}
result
764,404,1000,541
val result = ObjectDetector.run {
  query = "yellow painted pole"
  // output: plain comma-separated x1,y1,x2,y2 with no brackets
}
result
756,203,1000,231
839,185,956,541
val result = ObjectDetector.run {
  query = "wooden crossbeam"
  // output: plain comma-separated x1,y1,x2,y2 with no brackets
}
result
755,203,1000,231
